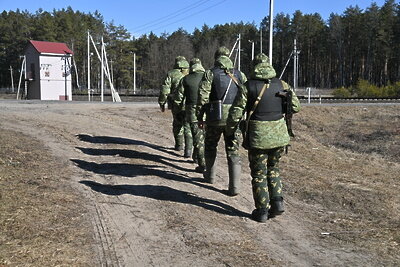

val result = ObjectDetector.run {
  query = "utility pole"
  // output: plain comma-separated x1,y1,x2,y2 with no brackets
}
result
64,55,67,100
101,37,104,102
9,65,14,92
87,31,91,100
238,34,241,71
133,52,136,94
293,39,300,90
71,42,80,89
17,56,26,100
87,32,121,102
269,0,274,65
260,27,263,54
64,53,70,100
248,40,255,61
110,59,114,85
24,57,27,98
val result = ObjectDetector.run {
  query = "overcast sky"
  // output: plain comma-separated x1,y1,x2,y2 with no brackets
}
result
1,0,389,37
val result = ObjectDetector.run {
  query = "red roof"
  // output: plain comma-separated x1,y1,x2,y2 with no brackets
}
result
29,40,74,55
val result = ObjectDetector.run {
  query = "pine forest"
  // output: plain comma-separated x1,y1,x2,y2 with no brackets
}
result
0,0,399,96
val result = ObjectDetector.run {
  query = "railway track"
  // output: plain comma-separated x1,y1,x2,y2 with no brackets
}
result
1,92,399,104
297,96,400,104
72,93,400,104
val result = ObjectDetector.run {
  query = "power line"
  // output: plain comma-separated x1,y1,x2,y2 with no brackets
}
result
135,0,228,35
132,0,212,32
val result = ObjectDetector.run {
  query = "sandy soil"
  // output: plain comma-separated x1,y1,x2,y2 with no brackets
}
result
0,100,399,266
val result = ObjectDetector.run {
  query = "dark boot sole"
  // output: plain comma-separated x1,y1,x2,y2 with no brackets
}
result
251,209,269,223
268,210,284,218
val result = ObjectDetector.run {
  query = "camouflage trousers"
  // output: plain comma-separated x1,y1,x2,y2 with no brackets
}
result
248,147,284,209
204,125,241,162
172,110,192,150
189,122,205,167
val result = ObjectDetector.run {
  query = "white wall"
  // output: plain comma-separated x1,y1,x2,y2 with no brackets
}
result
39,55,72,101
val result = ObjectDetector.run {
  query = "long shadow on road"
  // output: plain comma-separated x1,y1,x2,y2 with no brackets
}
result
71,159,224,195
80,180,248,217
75,147,192,172
74,135,226,194
73,134,241,213
76,134,180,157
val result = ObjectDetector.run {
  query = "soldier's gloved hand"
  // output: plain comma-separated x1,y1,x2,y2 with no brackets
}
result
160,104,165,112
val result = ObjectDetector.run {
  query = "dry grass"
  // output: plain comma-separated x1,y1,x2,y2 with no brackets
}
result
283,105,400,265
0,129,94,266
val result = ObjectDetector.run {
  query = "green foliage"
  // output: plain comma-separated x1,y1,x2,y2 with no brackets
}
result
349,79,400,98
383,82,400,97
353,79,380,97
333,87,352,98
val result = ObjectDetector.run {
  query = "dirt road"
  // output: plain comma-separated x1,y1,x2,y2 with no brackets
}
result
1,100,399,266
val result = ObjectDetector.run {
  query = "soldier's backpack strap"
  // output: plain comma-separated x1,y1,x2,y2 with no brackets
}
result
220,71,235,103
247,82,268,126
241,82,269,149
226,72,240,86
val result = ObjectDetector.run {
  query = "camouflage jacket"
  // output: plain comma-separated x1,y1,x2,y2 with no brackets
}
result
174,62,205,123
227,79,300,150
196,56,247,126
158,68,188,106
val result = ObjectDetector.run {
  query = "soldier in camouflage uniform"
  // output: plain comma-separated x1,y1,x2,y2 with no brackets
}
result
196,47,247,196
158,56,193,156
226,53,300,222
174,58,206,172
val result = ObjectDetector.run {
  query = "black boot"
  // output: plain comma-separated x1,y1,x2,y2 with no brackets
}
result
269,197,284,218
194,165,205,173
184,148,192,158
204,156,216,183
228,157,241,196
251,208,269,223
174,144,183,151
192,148,198,163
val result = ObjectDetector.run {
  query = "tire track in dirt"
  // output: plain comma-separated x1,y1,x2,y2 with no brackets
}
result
92,197,120,266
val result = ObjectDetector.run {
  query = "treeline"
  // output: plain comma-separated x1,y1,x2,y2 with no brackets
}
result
0,0,399,95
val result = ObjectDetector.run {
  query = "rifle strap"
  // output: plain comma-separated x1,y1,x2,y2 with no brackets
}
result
245,82,269,133
227,72,240,87
223,70,244,103
218,70,234,103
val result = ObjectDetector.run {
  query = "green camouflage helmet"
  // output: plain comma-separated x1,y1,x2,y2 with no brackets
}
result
214,46,230,59
190,58,202,66
174,56,189,69
254,53,269,64
190,58,205,72
251,53,276,80
215,55,234,70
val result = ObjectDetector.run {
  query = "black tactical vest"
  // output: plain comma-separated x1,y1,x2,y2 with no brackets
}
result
210,68,242,104
247,78,284,121
183,72,204,105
